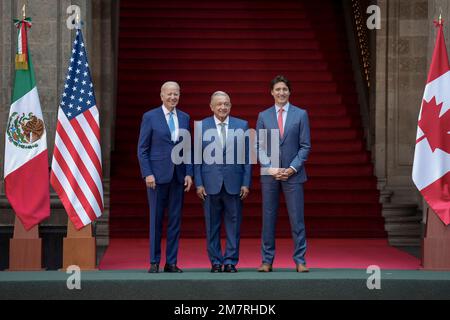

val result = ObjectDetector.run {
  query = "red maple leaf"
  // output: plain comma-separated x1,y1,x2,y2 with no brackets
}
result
418,97,450,153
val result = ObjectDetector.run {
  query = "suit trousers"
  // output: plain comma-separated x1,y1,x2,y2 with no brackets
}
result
147,174,184,265
203,185,242,266
261,181,307,265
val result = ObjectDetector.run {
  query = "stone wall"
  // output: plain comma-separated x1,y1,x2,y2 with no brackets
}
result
0,0,117,246
374,0,430,246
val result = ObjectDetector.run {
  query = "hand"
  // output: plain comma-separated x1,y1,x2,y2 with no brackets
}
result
145,175,156,189
240,186,250,200
196,186,207,201
184,176,193,192
268,168,283,180
279,168,295,181
184,176,194,192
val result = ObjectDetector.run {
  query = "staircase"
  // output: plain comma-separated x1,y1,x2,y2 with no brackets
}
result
110,0,386,238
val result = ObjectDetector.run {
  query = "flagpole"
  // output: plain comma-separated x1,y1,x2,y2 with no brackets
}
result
8,5,46,271
56,11,100,271
15,4,31,70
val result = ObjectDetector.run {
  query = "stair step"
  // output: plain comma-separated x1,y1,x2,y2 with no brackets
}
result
120,1,334,10
117,71,341,82
120,38,320,50
119,61,331,72
120,29,319,39
120,19,318,30
120,1,304,8
121,9,310,19
118,49,350,61
118,94,348,106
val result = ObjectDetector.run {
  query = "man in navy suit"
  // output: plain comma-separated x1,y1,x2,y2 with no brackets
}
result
194,91,251,273
256,75,311,273
138,81,193,273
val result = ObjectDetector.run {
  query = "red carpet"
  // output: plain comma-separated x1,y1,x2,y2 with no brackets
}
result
99,239,420,270
111,0,386,238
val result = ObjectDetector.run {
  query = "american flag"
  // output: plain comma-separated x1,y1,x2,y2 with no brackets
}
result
50,28,103,229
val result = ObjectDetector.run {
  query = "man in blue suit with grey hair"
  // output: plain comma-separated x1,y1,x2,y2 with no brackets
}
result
194,91,251,273
256,75,311,273
138,81,193,274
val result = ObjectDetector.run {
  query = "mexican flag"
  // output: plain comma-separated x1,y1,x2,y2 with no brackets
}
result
4,17,50,230
412,19,450,226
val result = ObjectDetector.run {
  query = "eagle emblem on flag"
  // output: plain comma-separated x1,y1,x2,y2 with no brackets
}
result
7,112,45,148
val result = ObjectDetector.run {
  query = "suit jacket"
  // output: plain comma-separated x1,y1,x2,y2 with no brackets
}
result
256,104,311,184
138,106,193,184
194,116,251,195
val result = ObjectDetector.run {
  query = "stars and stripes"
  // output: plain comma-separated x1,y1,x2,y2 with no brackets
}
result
50,28,103,229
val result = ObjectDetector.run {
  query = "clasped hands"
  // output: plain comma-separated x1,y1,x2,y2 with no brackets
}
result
268,167,295,181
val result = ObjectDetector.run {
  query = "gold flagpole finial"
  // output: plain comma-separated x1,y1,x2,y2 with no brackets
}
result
439,7,443,25
76,12,80,25
22,4,26,19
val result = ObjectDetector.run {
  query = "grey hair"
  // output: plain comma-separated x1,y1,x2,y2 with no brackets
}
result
161,81,180,92
210,91,230,104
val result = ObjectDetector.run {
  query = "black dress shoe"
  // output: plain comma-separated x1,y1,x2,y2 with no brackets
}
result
164,264,183,273
210,264,222,273
148,263,159,273
224,264,237,273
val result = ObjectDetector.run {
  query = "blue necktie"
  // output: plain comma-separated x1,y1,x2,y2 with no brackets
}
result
168,112,176,142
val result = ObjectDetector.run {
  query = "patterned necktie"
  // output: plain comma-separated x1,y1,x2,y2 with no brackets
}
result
219,122,226,149
168,111,176,142
278,107,284,138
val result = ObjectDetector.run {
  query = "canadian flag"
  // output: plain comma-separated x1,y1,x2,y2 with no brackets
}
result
412,19,450,226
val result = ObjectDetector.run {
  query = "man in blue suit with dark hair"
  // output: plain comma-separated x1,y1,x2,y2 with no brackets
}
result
138,81,193,273
194,91,251,273
256,75,311,273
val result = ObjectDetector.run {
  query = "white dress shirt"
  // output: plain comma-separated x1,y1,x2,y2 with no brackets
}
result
214,115,229,147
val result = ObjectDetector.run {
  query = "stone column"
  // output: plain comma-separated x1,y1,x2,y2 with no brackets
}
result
89,0,119,246
374,0,428,246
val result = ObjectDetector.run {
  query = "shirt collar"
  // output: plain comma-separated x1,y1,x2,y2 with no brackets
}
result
275,102,290,113
214,115,229,126
162,105,177,116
